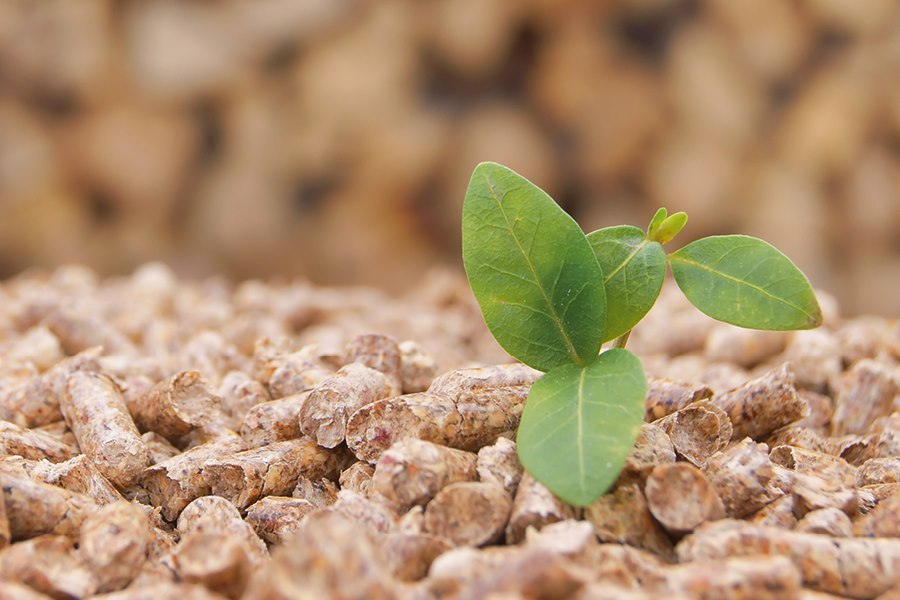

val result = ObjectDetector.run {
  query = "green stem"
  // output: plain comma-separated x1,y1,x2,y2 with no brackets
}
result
611,330,631,349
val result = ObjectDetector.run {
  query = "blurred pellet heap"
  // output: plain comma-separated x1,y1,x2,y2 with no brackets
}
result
0,0,898,315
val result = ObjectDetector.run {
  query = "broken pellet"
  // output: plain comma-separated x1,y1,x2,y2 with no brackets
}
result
241,511,397,600
644,463,725,535
139,435,246,521
702,437,792,518
32,454,124,505
61,370,150,488
0,535,97,599
618,423,677,485
795,507,853,537
128,371,218,439
711,364,807,441
79,501,151,593
345,333,403,393
292,476,338,507
372,438,477,510
216,370,270,427
476,436,522,497
0,419,78,462
677,519,900,598
244,496,315,545
398,339,438,393
239,392,309,448
171,532,252,600
339,461,375,495
258,345,332,399
654,400,733,467
831,359,899,436
583,483,674,560
764,426,828,453
347,364,538,461
505,472,577,544
202,437,345,510
644,377,713,421
177,495,268,565
298,362,394,447
330,489,398,535
424,481,511,546
0,470,97,540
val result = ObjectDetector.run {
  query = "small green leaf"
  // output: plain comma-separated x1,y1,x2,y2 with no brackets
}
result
647,208,667,238
669,235,823,330
587,225,666,341
517,349,647,506
652,211,688,244
462,162,607,371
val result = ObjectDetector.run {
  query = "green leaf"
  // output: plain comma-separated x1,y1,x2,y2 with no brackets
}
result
669,235,823,330
647,208,667,239
462,162,606,371
587,226,666,341
517,348,647,506
653,211,688,244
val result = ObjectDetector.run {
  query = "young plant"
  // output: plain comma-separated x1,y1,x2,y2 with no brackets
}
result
462,162,822,506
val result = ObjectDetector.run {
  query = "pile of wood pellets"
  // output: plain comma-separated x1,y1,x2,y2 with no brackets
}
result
0,263,898,599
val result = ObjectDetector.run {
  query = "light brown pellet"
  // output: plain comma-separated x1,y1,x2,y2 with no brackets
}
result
32,454,124,505
242,511,397,600
764,426,828,453
171,532,252,600
853,491,900,538
177,495,268,565
398,339,439,393
711,364,808,441
372,438,477,511
381,532,453,582
244,496,315,545
141,432,181,465
678,519,900,598
91,582,229,600
644,463,725,535
43,306,135,356
0,486,9,550
858,457,900,486
347,364,538,462
216,370,270,427
831,359,899,436
782,329,842,392
338,460,375,495
0,470,97,540
139,435,246,521
0,535,97,599
655,400,733,467
505,472,577,544
61,371,150,488
704,324,788,368
583,483,674,560
424,481,511,547
475,436,522,497
0,581,55,600
202,438,345,510
298,363,394,448
749,495,798,530
795,507,853,537
703,438,792,518
239,392,309,448
618,423,677,485
291,476,338,507
260,346,332,400
644,378,713,422
0,420,79,463
330,489,398,536
659,555,801,599
79,501,151,592
770,445,858,487
128,371,218,440
344,333,403,393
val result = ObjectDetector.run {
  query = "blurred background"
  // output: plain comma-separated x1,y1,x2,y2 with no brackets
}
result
0,0,898,316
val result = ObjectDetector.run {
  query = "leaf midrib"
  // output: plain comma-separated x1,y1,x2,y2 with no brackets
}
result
603,239,650,284
669,253,816,321
484,174,583,365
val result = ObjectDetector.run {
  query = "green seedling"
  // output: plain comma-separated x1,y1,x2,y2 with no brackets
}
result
462,162,822,506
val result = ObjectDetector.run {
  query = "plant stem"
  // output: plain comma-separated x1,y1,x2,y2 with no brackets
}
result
611,330,631,349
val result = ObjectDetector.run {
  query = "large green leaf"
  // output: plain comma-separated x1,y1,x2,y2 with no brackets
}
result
462,162,606,371
517,349,647,506
587,225,666,341
669,235,823,330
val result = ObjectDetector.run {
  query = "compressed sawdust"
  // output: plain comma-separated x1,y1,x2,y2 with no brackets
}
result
0,264,899,599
